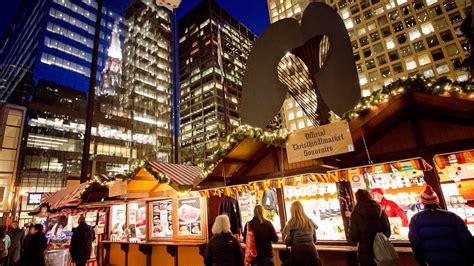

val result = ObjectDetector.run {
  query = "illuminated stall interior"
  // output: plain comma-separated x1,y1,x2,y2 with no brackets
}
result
435,150,474,234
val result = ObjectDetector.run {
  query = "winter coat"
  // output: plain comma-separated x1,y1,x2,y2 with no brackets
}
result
408,205,474,266
20,232,46,266
204,232,243,266
380,198,408,226
7,227,23,266
243,218,278,262
283,221,320,266
69,223,94,263
261,189,277,211
349,200,391,266
218,197,242,234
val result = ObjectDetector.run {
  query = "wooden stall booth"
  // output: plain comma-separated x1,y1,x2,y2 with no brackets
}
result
29,183,108,266
196,88,474,266
83,161,208,266
195,126,359,266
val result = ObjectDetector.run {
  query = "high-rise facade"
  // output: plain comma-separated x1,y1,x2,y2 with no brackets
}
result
0,0,125,105
178,0,256,164
122,0,173,163
0,104,26,223
268,0,471,129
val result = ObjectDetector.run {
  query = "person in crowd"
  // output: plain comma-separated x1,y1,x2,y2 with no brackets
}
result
20,224,46,266
0,226,11,266
19,224,34,261
70,216,94,266
371,188,408,226
7,221,23,266
283,201,320,266
204,215,243,266
409,185,474,266
349,189,391,266
243,205,278,266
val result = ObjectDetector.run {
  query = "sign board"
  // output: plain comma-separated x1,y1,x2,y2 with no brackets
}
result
27,193,43,205
108,180,128,197
286,121,354,164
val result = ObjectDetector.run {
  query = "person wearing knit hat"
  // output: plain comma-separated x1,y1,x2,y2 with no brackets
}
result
371,188,409,226
419,185,439,205
409,185,473,266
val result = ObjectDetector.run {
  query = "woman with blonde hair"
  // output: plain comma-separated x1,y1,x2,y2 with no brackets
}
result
243,205,278,266
205,215,243,266
283,201,321,266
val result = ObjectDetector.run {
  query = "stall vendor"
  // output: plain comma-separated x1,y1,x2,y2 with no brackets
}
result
372,188,409,226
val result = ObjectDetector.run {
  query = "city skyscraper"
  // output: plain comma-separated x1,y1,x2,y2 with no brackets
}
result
267,0,471,130
122,0,173,163
178,0,256,164
0,0,125,105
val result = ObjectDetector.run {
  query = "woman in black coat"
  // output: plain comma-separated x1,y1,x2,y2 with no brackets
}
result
243,205,278,266
349,189,391,266
205,215,243,266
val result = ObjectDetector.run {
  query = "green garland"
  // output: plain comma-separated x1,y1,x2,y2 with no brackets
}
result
199,125,291,178
78,159,171,200
343,76,474,121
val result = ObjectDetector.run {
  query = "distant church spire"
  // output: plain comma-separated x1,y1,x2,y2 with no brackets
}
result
99,21,122,96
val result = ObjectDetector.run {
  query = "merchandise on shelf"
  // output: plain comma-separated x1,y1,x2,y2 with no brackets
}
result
352,168,427,241
438,160,474,234
284,183,345,241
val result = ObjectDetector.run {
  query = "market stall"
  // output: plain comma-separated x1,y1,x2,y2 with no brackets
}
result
195,88,474,266
82,160,208,266
29,183,108,266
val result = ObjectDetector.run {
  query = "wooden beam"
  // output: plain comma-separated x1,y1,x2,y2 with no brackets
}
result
221,157,250,165
230,146,275,180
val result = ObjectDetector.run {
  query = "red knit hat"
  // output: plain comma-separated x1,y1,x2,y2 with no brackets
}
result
420,185,439,205
371,188,384,196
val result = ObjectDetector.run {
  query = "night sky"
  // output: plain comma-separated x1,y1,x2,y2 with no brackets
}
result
0,0,269,40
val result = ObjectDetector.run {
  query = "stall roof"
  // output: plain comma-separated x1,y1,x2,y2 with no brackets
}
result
196,89,474,189
337,90,474,167
195,137,340,189
148,161,202,188
30,183,90,215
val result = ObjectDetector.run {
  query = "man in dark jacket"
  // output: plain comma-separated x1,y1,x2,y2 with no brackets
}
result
21,224,47,266
69,216,94,266
349,189,391,266
7,221,23,266
409,185,473,266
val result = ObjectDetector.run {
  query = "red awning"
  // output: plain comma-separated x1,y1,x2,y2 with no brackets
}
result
148,161,202,187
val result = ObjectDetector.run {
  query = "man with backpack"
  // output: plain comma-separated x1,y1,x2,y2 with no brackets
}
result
409,185,474,266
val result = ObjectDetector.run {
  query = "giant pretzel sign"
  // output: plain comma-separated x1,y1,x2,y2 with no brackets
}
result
241,2,361,128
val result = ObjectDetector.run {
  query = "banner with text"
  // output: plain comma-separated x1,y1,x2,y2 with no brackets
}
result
286,121,354,164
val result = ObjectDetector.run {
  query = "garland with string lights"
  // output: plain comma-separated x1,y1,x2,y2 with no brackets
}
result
77,159,171,200
198,125,292,178
343,76,474,120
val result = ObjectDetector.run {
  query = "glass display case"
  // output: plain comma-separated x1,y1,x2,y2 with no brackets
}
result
128,203,147,239
151,198,173,238
351,166,427,240
284,182,346,241
437,152,474,234
110,205,127,241
149,192,207,242
238,188,282,237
